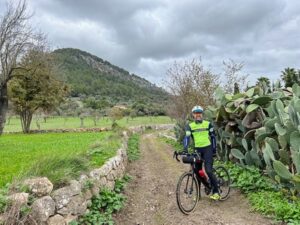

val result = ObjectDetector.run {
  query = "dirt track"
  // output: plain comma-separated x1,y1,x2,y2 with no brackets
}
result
114,133,275,225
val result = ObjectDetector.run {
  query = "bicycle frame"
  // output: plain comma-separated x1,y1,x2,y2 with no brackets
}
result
190,159,211,191
185,164,196,196
176,152,210,197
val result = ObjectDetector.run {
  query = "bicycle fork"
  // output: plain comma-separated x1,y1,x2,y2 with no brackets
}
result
184,170,195,197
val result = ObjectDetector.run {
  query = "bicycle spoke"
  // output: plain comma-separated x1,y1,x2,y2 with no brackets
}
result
214,166,231,200
176,172,199,214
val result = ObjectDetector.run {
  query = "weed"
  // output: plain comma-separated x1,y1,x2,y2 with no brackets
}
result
77,175,131,225
0,184,9,213
248,191,300,224
127,134,140,162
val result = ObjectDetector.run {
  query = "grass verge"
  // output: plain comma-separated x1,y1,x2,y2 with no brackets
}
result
127,134,141,162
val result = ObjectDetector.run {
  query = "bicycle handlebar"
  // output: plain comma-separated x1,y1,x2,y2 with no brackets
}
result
173,151,201,163
173,151,182,162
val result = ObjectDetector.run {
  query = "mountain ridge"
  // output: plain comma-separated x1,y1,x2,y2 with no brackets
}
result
52,48,168,105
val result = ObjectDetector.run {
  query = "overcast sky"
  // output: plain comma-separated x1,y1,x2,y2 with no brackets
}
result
1,0,300,87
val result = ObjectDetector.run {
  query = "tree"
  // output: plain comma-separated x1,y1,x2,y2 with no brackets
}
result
275,79,282,90
109,107,124,128
233,83,240,94
281,67,299,87
8,47,68,133
223,59,248,94
256,76,270,87
256,76,271,93
0,0,33,135
166,59,220,120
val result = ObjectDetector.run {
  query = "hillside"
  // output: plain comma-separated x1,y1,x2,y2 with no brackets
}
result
52,48,169,106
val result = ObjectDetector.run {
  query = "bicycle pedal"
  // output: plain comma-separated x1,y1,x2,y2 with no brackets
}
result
204,187,211,195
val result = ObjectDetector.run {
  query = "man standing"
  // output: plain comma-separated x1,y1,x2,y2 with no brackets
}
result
183,105,220,200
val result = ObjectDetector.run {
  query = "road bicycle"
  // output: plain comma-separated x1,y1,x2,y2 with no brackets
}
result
173,151,231,214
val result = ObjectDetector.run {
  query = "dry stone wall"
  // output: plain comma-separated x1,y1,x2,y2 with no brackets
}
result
1,124,174,224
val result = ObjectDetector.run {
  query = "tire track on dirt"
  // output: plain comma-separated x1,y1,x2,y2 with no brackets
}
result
114,133,274,225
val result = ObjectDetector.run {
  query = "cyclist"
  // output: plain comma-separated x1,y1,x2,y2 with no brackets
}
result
182,105,220,200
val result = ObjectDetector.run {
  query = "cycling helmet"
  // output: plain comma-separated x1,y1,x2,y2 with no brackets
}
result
192,105,203,113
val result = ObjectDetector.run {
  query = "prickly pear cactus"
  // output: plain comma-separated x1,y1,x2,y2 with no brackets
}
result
207,84,300,193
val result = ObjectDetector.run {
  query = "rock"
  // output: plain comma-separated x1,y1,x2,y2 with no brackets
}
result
31,196,55,222
83,189,93,200
47,214,65,225
0,214,6,224
8,192,29,206
89,168,103,181
51,181,81,210
99,177,107,187
23,177,53,197
113,169,120,180
57,195,87,215
107,171,115,181
69,180,81,195
115,156,121,166
52,187,72,209
89,163,112,181
109,158,117,169
64,214,78,224
78,174,89,188
122,131,128,137
103,163,113,174
105,180,115,190
86,200,92,207
119,164,125,173
91,185,100,196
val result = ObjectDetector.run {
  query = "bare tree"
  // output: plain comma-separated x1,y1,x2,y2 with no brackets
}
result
0,0,33,134
166,58,220,120
223,59,248,94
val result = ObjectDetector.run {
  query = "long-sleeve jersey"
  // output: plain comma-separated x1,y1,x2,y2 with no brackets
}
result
183,121,216,153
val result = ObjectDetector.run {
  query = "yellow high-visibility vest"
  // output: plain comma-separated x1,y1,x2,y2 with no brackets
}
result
188,120,211,148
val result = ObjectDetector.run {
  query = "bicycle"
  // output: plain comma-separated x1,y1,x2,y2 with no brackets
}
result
173,151,231,214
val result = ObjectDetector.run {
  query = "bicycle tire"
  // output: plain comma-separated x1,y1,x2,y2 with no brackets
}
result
213,166,231,200
176,171,199,214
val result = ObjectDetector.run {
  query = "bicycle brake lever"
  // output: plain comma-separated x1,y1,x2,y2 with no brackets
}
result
173,151,180,162
175,152,180,162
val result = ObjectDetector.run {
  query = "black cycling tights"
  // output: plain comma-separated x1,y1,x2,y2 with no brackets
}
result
194,145,219,194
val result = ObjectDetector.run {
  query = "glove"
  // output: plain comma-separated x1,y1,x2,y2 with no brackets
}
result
212,147,217,157
173,151,178,158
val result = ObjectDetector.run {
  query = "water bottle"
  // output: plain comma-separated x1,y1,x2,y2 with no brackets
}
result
199,169,210,188
198,169,206,179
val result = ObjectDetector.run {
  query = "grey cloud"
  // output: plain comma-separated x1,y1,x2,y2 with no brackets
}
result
1,0,300,86
30,0,163,25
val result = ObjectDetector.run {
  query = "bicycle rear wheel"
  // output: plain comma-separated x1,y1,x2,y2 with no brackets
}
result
214,166,230,200
176,172,199,214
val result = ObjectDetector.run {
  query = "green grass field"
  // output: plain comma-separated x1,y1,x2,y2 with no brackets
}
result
0,116,173,188
4,116,173,133
0,131,121,188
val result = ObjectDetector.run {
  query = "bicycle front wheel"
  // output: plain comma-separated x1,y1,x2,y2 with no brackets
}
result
214,166,231,200
176,172,199,214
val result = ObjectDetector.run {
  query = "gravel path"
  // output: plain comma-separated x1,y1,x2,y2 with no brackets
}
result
114,133,274,225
